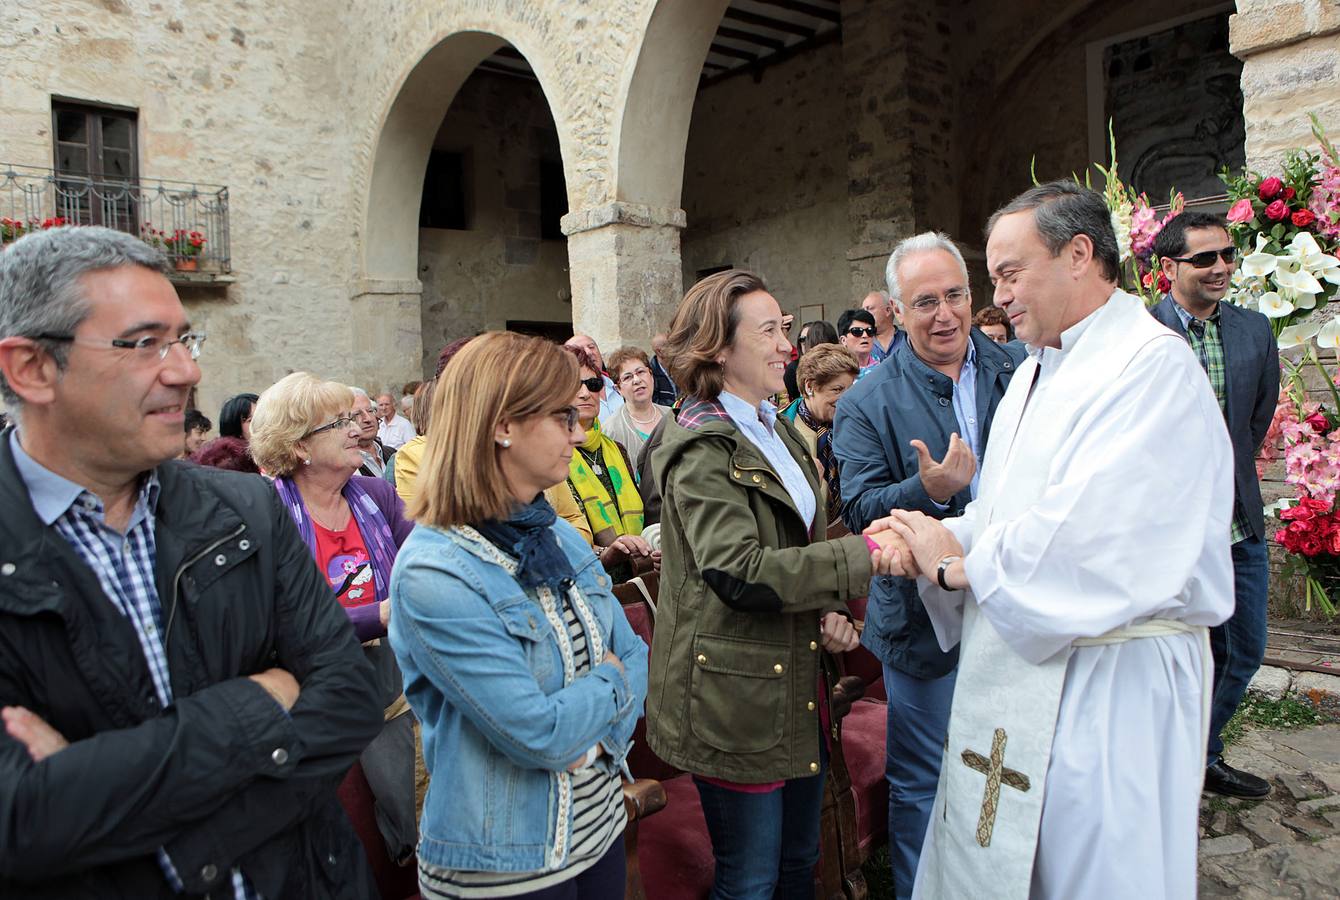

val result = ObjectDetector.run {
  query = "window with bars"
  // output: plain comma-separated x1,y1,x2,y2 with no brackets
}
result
51,100,140,231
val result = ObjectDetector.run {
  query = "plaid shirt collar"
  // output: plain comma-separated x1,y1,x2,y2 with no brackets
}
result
1171,296,1222,331
9,430,160,529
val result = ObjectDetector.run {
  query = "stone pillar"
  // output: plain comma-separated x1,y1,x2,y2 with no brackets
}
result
1230,0,1340,169
562,201,687,352
349,278,426,385
840,0,960,295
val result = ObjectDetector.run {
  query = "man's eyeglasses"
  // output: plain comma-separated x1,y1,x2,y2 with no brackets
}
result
552,406,581,431
579,375,604,392
617,367,651,385
306,414,357,437
908,288,970,315
1167,246,1236,269
846,326,876,338
36,330,206,361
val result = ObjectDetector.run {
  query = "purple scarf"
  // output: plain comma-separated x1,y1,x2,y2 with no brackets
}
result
274,475,398,604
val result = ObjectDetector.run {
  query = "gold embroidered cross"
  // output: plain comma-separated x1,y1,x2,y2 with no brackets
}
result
961,727,1031,848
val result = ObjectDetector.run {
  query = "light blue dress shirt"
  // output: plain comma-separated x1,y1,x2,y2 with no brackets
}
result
719,391,816,532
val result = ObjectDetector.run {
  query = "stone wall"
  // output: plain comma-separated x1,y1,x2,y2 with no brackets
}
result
417,71,571,371
680,37,851,323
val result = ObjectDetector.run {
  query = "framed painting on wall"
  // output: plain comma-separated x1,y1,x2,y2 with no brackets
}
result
798,304,825,325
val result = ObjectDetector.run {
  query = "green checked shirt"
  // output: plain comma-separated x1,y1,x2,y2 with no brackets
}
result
1174,301,1250,543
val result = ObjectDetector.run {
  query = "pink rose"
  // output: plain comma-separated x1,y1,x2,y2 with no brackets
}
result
1265,199,1289,221
1227,198,1254,223
1259,177,1284,200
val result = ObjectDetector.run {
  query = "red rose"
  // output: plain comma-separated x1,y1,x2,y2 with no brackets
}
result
1282,187,1297,200
1306,410,1330,432
1265,199,1289,221
1259,177,1284,200
1293,209,1317,228
1157,274,1171,293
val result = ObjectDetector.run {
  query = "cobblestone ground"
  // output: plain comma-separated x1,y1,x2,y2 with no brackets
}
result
1198,723,1340,898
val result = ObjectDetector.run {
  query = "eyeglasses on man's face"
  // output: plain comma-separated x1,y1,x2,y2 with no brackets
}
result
617,366,651,385
908,288,970,316
1167,246,1236,269
846,326,876,338
36,330,206,361
306,414,358,438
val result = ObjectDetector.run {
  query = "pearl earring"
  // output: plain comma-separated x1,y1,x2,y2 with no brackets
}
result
500,439,511,448
303,457,311,466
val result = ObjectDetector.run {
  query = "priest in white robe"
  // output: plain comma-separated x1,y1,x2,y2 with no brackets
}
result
871,181,1235,899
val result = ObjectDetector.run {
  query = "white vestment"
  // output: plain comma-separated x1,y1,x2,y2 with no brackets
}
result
911,291,1235,900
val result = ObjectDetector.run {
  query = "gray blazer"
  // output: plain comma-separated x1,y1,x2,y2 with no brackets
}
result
1150,294,1279,542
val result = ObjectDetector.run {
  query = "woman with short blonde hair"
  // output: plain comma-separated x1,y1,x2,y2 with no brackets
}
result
249,371,419,863
784,344,861,522
392,332,647,899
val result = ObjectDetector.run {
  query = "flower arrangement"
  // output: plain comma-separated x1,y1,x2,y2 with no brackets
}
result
1221,114,1340,350
1269,364,1340,615
162,228,206,258
1,216,68,244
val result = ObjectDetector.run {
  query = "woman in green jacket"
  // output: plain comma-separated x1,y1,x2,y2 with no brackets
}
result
647,269,903,899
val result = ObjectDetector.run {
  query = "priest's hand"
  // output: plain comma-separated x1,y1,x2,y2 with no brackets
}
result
912,433,976,505
866,528,919,578
819,611,860,653
885,510,965,586
3,706,70,762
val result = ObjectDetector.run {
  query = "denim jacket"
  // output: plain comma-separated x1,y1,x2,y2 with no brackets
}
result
389,518,647,873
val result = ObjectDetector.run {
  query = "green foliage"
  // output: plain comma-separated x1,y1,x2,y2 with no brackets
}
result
1222,692,1324,747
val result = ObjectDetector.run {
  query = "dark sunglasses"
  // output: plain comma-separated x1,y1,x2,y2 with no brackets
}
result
846,326,876,338
579,375,604,392
1167,246,1236,268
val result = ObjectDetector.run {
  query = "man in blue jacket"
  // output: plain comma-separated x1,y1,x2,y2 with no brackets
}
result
1151,211,1280,800
833,232,1024,899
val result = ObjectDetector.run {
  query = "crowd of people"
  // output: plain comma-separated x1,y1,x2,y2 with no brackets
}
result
0,177,1273,900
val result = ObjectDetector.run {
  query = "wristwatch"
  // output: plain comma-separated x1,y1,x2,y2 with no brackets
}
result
936,555,962,591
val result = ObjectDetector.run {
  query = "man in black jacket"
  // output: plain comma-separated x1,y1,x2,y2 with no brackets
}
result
0,226,383,898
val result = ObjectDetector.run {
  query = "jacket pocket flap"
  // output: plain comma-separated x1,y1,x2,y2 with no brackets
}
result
495,599,547,643
692,634,787,678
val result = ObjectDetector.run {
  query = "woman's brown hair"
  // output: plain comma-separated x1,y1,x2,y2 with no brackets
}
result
797,344,860,394
664,268,769,400
411,331,579,527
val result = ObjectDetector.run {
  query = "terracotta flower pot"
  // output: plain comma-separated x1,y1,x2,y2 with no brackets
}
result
175,257,199,272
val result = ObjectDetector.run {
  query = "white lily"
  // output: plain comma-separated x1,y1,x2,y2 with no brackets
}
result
1240,233,1278,278
1275,257,1325,295
1285,230,1340,285
1289,285,1319,311
1317,317,1340,349
1257,291,1294,318
1277,320,1321,350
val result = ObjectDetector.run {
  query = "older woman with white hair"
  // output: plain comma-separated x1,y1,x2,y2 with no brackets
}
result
250,372,420,864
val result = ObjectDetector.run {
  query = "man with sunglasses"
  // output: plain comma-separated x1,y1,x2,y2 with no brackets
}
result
1152,211,1279,801
0,227,382,898
837,308,881,379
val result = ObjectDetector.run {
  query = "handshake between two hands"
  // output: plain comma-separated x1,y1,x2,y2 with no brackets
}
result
863,510,965,581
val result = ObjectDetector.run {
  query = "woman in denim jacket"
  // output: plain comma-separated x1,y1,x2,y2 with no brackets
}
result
390,332,648,900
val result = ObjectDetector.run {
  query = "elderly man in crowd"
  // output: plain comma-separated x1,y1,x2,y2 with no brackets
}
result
0,226,382,898
862,289,905,363
565,333,623,421
375,391,416,450
351,386,392,478
834,232,1024,900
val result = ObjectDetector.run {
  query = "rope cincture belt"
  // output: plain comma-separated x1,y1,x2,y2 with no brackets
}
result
1073,619,1213,753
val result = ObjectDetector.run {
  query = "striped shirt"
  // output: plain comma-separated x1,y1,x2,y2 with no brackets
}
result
9,433,261,900
418,587,625,898
1173,302,1251,543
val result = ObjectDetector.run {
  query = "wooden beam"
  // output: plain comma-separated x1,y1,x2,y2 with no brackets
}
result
709,42,758,62
715,26,786,52
699,24,841,89
722,7,815,38
752,0,841,23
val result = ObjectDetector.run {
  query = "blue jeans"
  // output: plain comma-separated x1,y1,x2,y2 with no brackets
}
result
504,835,625,899
693,747,827,900
1207,533,1270,763
883,664,956,900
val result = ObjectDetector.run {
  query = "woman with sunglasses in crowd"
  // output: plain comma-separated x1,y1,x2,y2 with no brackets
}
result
249,372,420,865
836,308,881,379
563,344,657,581
391,332,647,899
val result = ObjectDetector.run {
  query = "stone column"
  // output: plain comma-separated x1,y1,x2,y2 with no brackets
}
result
1230,0,1340,168
840,0,960,295
562,201,687,352
349,278,426,385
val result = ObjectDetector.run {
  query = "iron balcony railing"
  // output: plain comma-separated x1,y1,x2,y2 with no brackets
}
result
0,164,230,273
